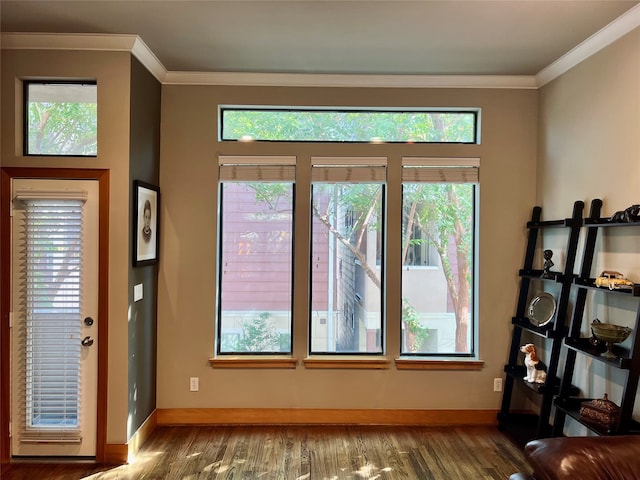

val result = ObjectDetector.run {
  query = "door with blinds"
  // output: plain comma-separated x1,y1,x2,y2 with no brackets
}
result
10,179,99,457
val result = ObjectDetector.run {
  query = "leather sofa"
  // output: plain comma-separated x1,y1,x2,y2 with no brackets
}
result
509,435,640,480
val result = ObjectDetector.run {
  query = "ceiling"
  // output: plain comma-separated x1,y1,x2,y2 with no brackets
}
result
1,0,639,77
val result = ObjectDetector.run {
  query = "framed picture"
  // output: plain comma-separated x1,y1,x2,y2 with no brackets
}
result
133,180,159,266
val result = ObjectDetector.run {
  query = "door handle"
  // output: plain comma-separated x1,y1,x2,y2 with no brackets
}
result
81,336,94,347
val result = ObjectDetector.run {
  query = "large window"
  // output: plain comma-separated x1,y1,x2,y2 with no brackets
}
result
216,109,480,360
24,81,98,156
217,156,295,354
221,107,477,144
310,158,386,354
401,158,478,355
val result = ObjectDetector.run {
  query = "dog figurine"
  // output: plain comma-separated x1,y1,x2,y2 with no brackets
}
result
520,343,547,384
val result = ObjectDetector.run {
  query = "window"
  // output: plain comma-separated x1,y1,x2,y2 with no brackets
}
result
221,107,477,144
310,158,386,354
24,81,97,156
215,109,481,362
217,156,295,354
401,158,478,356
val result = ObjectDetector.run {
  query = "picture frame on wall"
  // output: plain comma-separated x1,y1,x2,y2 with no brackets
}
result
133,180,159,267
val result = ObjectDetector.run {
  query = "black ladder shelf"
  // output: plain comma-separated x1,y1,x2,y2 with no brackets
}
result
553,198,640,437
498,200,584,445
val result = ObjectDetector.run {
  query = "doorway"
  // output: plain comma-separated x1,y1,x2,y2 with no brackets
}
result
1,168,109,461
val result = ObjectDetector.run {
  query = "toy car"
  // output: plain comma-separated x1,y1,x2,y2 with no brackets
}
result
594,271,635,290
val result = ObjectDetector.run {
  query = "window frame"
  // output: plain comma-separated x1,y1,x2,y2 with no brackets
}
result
220,106,479,144
212,114,483,368
23,80,98,158
215,157,297,356
308,180,386,356
399,158,479,358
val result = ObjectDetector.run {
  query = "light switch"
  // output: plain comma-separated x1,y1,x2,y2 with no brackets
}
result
134,283,143,302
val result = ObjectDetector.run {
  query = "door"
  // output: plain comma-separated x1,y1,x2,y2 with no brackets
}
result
10,178,99,457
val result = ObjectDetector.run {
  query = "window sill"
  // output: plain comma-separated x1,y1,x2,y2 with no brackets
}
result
303,356,390,369
209,356,298,369
395,358,484,370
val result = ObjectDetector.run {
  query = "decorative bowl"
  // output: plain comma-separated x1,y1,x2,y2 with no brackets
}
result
591,321,632,358
591,321,632,343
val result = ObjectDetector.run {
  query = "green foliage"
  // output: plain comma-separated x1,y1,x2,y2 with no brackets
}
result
229,312,283,353
402,298,430,352
402,183,474,271
313,183,383,237
250,183,293,212
28,101,97,155
223,110,475,143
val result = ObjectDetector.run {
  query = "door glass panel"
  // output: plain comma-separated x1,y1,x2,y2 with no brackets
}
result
23,199,84,439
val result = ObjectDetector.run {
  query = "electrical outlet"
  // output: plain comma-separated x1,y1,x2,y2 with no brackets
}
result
189,377,199,392
493,377,503,392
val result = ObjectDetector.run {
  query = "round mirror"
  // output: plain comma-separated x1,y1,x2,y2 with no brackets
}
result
527,292,556,327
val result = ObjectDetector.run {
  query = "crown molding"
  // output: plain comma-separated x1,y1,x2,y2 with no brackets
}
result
1,32,168,83
162,71,537,89
130,37,167,82
536,3,640,87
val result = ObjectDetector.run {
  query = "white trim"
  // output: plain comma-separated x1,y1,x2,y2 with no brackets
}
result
131,37,167,82
164,71,537,89
218,155,297,166
536,4,640,87
1,33,167,83
402,157,480,167
14,188,88,202
1,32,138,52
311,157,388,166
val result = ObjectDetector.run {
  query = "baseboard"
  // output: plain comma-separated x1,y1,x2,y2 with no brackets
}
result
157,408,499,426
127,409,158,460
104,443,128,464
104,409,158,464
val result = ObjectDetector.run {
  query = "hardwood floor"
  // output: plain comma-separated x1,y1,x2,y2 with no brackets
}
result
1,425,531,479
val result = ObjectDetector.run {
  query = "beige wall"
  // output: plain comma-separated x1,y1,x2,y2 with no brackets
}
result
1,50,132,444
158,85,537,410
538,27,640,429
2,21,636,446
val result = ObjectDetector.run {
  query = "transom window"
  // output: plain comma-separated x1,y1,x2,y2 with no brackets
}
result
24,81,97,157
220,107,478,144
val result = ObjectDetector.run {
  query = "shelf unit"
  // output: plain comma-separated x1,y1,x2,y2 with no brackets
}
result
498,200,585,445
553,199,640,436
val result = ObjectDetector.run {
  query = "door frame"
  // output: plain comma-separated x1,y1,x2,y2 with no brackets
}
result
1,167,110,463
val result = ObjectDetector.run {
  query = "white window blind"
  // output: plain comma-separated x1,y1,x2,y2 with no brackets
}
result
15,194,86,443
219,155,296,182
402,157,479,183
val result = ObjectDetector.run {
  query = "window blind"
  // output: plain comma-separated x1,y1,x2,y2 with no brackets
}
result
219,155,296,182
311,157,387,183
401,157,479,183
15,195,85,443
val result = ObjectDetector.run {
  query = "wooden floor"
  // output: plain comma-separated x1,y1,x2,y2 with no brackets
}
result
1,425,531,480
